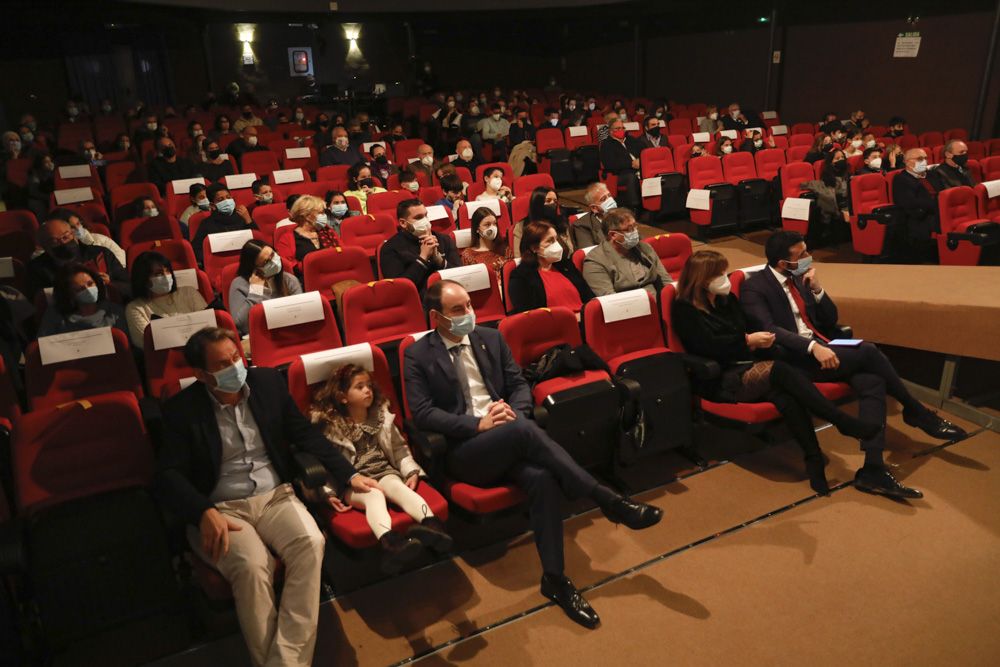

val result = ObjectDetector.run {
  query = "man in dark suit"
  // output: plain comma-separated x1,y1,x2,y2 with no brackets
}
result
379,198,461,295
147,136,199,195
892,148,940,243
721,102,751,132
740,231,966,499
403,280,662,629
929,140,975,191
191,184,257,266
157,327,381,667
629,115,665,154
599,118,640,208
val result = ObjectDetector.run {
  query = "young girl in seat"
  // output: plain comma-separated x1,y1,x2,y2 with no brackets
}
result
310,364,452,573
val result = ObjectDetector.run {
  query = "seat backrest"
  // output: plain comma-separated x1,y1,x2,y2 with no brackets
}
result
896,134,919,150
645,233,692,277
979,156,1000,182
341,279,426,346
564,126,594,150
640,147,676,178
13,391,153,515
791,123,815,135
110,183,162,222
938,186,982,234
498,306,581,367
119,214,183,249
392,139,424,165
754,148,786,181
583,290,663,362
144,310,238,398
536,127,565,154
340,214,396,257
302,245,374,298
0,210,39,236
788,134,813,148
25,327,144,411
475,162,514,186
668,118,692,135
248,292,343,368
202,230,263,291
165,177,209,218
125,238,197,269
780,161,816,198
316,164,351,182
240,150,280,176
420,186,444,207
251,202,290,239
919,131,944,147
687,156,725,189
658,283,686,352
367,189,411,215
850,173,889,214
513,173,555,196
286,342,399,419
722,151,758,183
427,263,505,323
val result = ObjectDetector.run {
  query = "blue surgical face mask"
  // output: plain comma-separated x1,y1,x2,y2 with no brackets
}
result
196,198,210,210
215,198,236,215
75,285,99,304
600,196,617,213
259,254,282,278
786,255,813,276
442,310,476,337
212,358,247,393
313,213,329,228
330,203,348,218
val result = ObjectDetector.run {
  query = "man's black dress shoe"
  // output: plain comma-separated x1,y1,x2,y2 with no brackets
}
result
600,497,663,530
854,466,923,500
541,574,600,629
903,409,967,441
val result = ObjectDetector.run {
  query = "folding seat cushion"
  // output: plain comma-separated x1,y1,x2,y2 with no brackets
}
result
144,310,239,398
936,185,999,266
248,291,343,368
25,327,143,411
427,263,504,325
341,279,426,346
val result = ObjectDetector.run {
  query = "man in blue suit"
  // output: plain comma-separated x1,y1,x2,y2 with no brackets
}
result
403,279,662,629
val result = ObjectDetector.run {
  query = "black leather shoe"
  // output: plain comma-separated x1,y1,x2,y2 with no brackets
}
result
406,516,453,555
379,530,423,575
805,456,830,496
854,466,923,500
540,574,600,629
601,497,663,530
903,409,967,441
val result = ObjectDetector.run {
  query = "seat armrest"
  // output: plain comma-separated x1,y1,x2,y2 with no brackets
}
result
531,405,549,429
678,353,721,381
292,452,328,491
404,419,448,460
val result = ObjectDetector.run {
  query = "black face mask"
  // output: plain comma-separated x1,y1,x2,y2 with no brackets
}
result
51,241,80,261
952,154,969,168
374,154,387,163
358,178,374,188
834,160,848,173
207,149,221,159
646,126,660,137
822,144,834,152
392,134,405,140
242,111,252,119
161,146,176,159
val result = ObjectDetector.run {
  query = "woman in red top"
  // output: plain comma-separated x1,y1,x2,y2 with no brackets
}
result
460,207,511,283
508,220,594,314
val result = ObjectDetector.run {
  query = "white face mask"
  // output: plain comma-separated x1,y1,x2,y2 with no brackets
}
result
247,135,258,146
470,106,480,115
488,176,503,191
754,140,763,148
721,145,733,154
599,195,617,213
404,181,419,192
145,208,159,218
913,160,928,174
708,275,731,296
851,139,863,148
410,217,431,236
420,155,434,166
709,112,718,120
480,225,498,240
865,139,876,148
868,157,883,170
492,113,501,121
731,110,740,118
541,241,564,262
460,148,473,160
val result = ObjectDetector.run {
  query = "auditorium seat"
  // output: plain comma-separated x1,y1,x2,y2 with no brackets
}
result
239,151,280,177
974,182,1000,222
340,279,425,346
340,214,396,258
919,131,944,147
248,291,343,368
474,162,514,187
754,148,787,182
849,172,904,259
391,139,423,165
25,327,143,411
427,264,505,325
302,245,374,300
513,173,555,197
316,165,351,183
272,223,300,274
119,214,184,249
645,232,692,279
786,145,809,162
788,134,814,148
0,210,38,237
936,186,999,266
723,152,770,227
110,182,163,224
367,190,412,215
639,147,684,215
791,123,815,135
201,230,266,292
165,178,208,219
54,164,104,196
779,161,816,235
280,145,319,173
687,156,738,234
251,202,290,240
980,156,1000,182
125,238,197,270
144,310,240,398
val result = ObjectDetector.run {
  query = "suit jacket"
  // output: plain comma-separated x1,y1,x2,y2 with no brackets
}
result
740,267,839,357
892,170,940,240
599,138,635,175
928,163,974,191
507,258,594,313
319,145,363,168
156,367,356,525
27,244,130,299
191,212,258,265
379,229,461,294
629,133,663,154
571,211,605,249
581,240,672,297
147,157,199,195
403,327,532,442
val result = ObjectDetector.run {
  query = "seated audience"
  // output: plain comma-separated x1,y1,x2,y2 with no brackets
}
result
929,140,975,190
672,250,883,494
804,134,834,163
288,195,341,265
699,105,723,134
399,169,421,196
199,139,235,183
857,147,884,175
49,207,126,267
841,129,865,158
475,166,513,204
250,179,275,210
721,102,750,132
379,199,460,295
436,174,464,212
892,148,940,243
572,182,618,249
210,114,235,142
180,183,211,226
125,251,208,349
885,116,907,138
631,115,665,152
884,143,905,171
324,190,357,235
477,104,511,159
29,218,129,298
512,186,571,259
227,126,267,168
192,184,257,266
410,144,439,185
582,207,672,296
800,151,851,241
509,220,593,314
37,263,127,337
319,127,363,167
451,139,481,174
148,137,198,195
368,143,397,185
509,109,537,145
599,117,640,208
461,208,511,282
715,135,735,156
229,240,303,336
740,129,774,155
344,163,386,214
818,112,842,135
740,231,966,498
133,113,161,146
26,152,56,220
308,363,452,574
232,104,263,133
403,279,660,628
157,326,373,667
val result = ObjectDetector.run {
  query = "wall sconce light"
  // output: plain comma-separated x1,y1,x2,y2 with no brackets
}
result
238,26,255,43
237,24,256,65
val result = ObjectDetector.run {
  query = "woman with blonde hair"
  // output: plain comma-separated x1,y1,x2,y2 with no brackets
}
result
286,194,341,266
671,250,881,495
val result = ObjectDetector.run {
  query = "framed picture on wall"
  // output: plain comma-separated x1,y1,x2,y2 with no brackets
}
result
288,47,314,77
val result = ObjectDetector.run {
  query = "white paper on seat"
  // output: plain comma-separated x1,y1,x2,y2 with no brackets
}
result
218,153,229,161
208,229,254,253
746,127,763,137
301,343,374,385
173,268,198,290
686,189,711,211
514,257,522,266
38,326,115,366
425,205,449,221
262,290,324,329
0,257,13,279
273,168,305,184
285,147,311,159
53,187,94,205
178,377,197,390
762,111,778,120
641,177,662,197
362,141,386,153
568,126,589,137
150,310,218,351
597,289,651,323
58,164,91,179
43,287,54,304
623,122,640,132
771,124,788,135
447,153,458,163
225,173,257,190
691,132,711,143
983,179,1000,199
720,130,738,139
408,157,420,164
170,177,204,195
464,199,502,217
781,197,812,221
437,263,490,293
410,329,433,341
276,220,296,230
454,228,472,248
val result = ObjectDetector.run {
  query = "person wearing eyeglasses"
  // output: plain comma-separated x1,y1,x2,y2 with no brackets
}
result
581,207,672,297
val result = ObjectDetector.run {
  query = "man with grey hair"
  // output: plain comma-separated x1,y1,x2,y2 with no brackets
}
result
929,140,975,191
319,126,363,167
892,148,940,244
582,207,672,297
572,182,618,248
